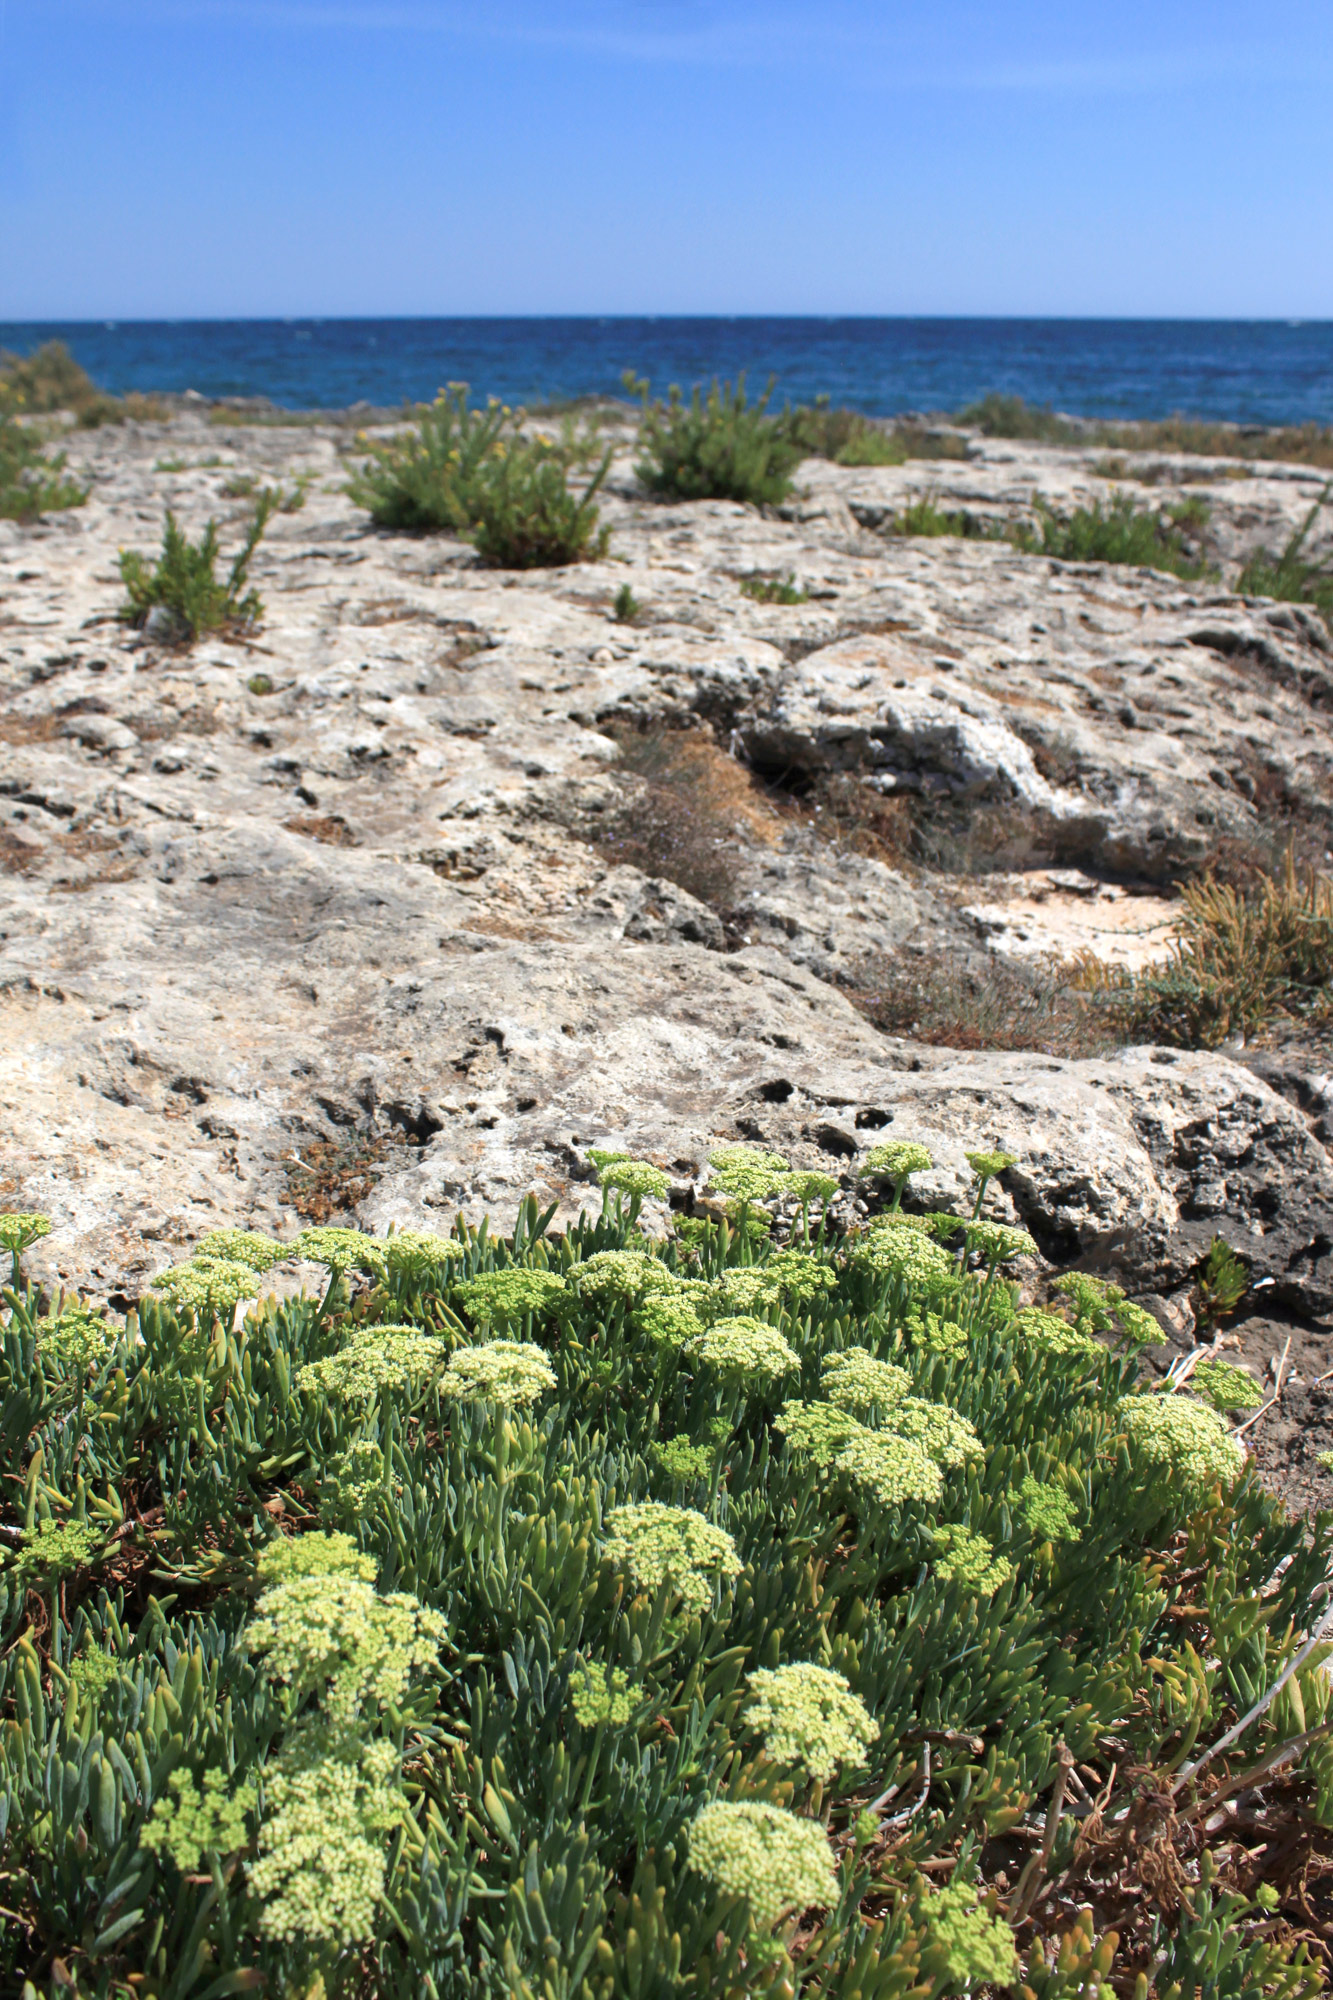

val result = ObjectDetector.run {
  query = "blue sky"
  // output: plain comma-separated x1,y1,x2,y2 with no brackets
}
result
1,0,1331,317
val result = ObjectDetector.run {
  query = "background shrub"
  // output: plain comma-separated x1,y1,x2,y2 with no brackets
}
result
1236,480,1333,628
0,339,163,427
954,391,1083,442
891,495,1007,540
955,391,1333,470
471,438,612,568
344,384,511,530
629,371,802,506
0,415,87,522
781,398,907,466
1011,493,1211,576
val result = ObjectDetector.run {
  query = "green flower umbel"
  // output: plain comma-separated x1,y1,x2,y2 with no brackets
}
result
743,1662,878,1780
439,1340,557,1409
688,1800,836,1930
603,1502,741,1614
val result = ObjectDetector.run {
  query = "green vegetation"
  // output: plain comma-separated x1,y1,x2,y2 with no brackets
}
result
1118,851,1333,1047
118,491,279,643
1,1143,1329,1992
346,386,611,566
612,581,644,623
781,398,970,466
1012,493,1211,577
1237,480,1333,627
345,385,512,531
781,398,907,466
955,393,1081,443
629,372,803,506
888,487,1209,576
0,339,163,427
0,347,93,519
956,392,1333,470
891,496,1008,541
0,413,88,523
471,437,612,568
1192,1238,1251,1337
740,571,808,604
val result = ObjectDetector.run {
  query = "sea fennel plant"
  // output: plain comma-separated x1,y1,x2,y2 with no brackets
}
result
0,1173,1329,1998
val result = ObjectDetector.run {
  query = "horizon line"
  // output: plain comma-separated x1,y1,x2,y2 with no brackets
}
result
3,311,1332,327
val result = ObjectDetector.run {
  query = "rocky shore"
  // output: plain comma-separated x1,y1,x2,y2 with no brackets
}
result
3,402,1332,1440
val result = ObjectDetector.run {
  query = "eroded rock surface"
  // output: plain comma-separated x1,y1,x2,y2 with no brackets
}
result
3,408,1331,1312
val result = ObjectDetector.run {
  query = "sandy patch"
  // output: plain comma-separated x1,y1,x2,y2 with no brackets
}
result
959,869,1179,969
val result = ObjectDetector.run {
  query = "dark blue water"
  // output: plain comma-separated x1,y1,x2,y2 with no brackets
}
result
3,318,1332,426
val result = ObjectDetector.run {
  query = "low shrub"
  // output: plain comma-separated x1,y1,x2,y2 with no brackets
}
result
740,571,807,604
471,437,612,569
1012,492,1211,577
755,399,971,472
891,495,1007,540
1236,479,1333,627
0,1138,1328,1993
955,392,1083,443
629,371,803,506
612,581,644,623
852,945,1119,1058
781,399,907,467
832,426,907,466
0,415,88,522
1102,413,1333,469
344,384,511,531
0,339,163,427
1119,850,1333,1047
588,725,773,911
118,491,278,642
346,388,610,566
955,391,1333,470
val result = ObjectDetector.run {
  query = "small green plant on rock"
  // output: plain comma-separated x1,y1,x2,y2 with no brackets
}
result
628,371,802,506
612,582,644,623
891,495,1007,541
344,383,511,531
1236,479,1333,628
1011,492,1211,577
1192,1236,1250,1334
740,571,807,604
0,415,87,523
118,489,278,642
471,437,612,569
346,385,610,566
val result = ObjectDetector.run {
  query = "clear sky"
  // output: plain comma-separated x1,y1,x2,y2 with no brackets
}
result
2,0,1331,319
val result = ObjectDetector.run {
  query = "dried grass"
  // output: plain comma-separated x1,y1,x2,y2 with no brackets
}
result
588,725,777,911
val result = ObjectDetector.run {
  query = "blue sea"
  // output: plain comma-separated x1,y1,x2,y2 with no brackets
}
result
2,318,1332,426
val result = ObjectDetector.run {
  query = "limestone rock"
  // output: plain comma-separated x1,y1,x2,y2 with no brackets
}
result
1,406,1330,1315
